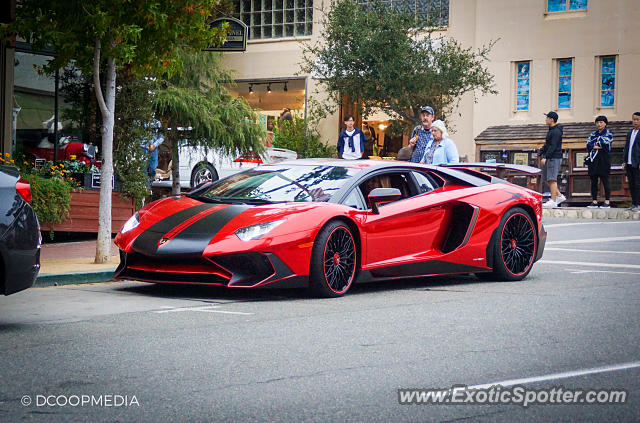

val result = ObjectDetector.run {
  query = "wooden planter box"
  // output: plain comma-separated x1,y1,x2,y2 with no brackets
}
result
40,190,135,233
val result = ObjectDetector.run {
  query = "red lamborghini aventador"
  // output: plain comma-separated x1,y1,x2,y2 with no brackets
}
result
114,159,546,297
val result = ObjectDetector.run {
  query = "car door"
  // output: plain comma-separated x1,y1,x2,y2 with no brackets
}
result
355,170,453,273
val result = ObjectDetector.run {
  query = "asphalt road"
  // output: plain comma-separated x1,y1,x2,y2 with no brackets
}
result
1,218,639,422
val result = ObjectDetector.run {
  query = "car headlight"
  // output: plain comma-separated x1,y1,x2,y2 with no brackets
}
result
121,213,140,233
235,219,285,241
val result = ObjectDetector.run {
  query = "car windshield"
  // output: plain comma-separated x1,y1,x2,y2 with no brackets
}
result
197,165,359,203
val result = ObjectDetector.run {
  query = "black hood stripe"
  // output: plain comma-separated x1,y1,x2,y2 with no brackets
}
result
132,203,249,257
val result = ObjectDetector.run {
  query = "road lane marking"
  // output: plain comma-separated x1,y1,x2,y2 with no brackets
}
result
539,260,640,269
546,235,640,245
544,222,640,228
566,268,640,275
546,247,640,255
154,305,253,315
468,361,640,390
194,309,253,315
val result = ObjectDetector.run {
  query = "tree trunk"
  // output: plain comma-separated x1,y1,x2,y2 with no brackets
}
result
93,38,115,264
170,118,181,196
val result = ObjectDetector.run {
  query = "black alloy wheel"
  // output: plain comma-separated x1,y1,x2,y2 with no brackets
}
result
309,221,357,297
496,207,536,280
479,207,537,282
500,212,536,276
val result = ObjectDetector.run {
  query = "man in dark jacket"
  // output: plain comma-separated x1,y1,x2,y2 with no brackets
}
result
539,111,566,208
622,112,640,211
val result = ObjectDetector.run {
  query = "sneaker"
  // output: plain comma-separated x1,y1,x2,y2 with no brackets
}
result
626,205,636,210
587,202,599,209
599,203,610,209
556,194,567,205
632,205,640,212
543,199,557,208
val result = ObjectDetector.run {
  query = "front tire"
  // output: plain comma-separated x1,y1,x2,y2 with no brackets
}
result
309,221,358,297
190,162,218,188
486,207,537,281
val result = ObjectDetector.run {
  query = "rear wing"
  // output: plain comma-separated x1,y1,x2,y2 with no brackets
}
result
441,162,541,180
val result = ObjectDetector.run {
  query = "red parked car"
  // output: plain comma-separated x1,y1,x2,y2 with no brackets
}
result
23,135,100,167
114,160,546,297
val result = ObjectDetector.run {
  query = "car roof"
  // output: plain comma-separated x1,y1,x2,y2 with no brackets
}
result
266,158,423,169
263,158,494,189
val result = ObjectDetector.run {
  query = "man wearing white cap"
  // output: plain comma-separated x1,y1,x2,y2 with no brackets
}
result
420,119,459,165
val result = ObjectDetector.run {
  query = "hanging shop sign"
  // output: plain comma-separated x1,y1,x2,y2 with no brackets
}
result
205,17,248,52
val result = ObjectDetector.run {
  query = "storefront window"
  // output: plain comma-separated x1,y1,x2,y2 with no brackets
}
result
13,50,82,162
229,78,306,142
13,51,56,155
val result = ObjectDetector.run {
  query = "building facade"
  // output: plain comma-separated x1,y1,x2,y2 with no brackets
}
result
221,1,639,183
2,0,638,201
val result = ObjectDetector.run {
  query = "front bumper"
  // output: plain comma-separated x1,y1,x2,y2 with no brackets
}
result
114,250,307,289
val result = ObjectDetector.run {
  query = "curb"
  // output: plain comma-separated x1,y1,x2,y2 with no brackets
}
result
542,207,640,220
35,269,117,287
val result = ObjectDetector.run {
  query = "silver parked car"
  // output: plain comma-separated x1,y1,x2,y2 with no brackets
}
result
152,144,298,189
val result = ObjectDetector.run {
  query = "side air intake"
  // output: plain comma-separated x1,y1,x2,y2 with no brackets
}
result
440,203,479,254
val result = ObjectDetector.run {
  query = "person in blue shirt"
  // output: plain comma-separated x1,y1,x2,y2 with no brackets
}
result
409,106,435,163
143,119,165,183
420,119,459,165
586,115,613,208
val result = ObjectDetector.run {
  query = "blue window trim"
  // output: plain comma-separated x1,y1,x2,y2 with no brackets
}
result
515,61,530,111
557,58,573,109
600,56,616,108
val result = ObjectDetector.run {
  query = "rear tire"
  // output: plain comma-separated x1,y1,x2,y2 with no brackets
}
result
483,207,537,281
309,221,358,297
190,162,218,188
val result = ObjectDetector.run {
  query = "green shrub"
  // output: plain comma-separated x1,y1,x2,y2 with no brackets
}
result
22,174,73,229
272,115,335,159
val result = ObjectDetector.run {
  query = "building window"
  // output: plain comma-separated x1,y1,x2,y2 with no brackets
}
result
233,0,313,40
359,1,449,27
515,61,530,111
557,58,573,109
599,56,616,107
547,0,587,12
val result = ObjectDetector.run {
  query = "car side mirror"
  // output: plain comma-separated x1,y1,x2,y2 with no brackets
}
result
368,187,402,214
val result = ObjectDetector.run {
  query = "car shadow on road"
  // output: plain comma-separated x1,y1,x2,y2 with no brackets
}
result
115,273,505,302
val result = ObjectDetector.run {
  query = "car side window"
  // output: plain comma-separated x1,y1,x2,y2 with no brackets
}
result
411,171,439,194
358,172,416,208
342,188,366,210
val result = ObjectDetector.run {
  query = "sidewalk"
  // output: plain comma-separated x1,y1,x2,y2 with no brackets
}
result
35,206,640,287
36,240,120,287
542,206,640,220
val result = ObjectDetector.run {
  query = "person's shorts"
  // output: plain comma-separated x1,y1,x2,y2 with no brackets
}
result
542,158,562,182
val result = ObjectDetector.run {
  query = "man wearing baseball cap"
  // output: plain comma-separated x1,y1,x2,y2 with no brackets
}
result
408,106,435,162
540,111,566,208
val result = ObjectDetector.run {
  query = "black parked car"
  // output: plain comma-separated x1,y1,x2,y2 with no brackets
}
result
0,165,41,295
